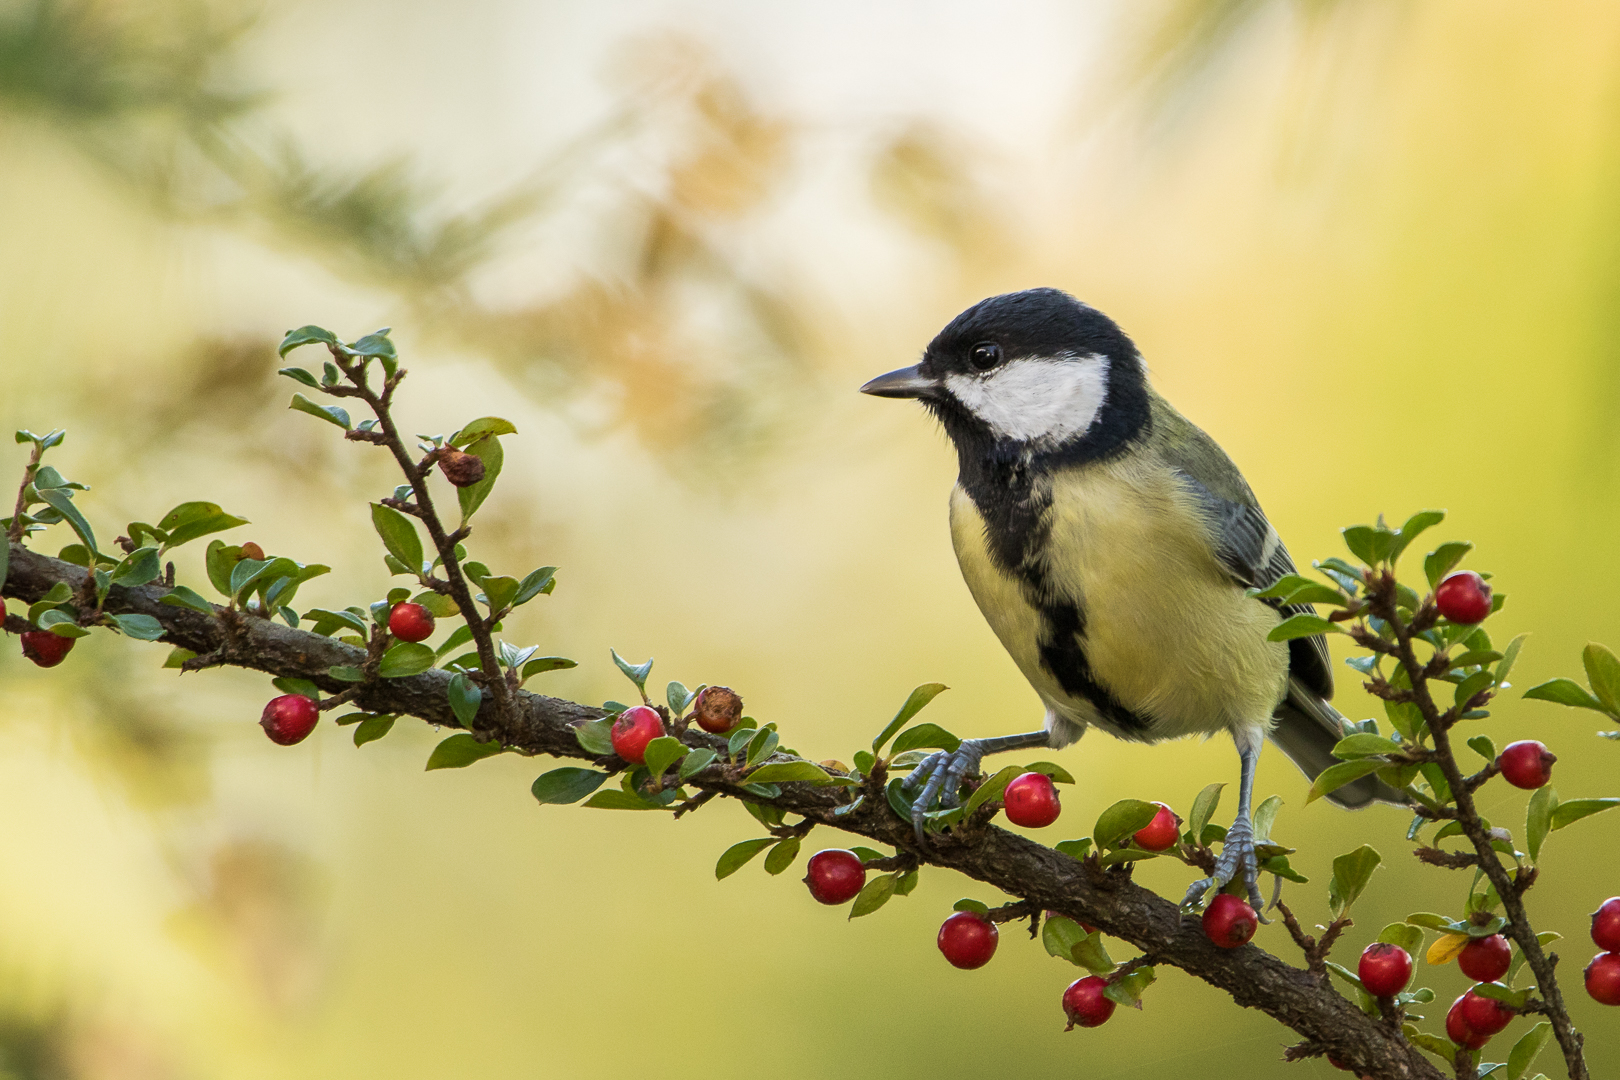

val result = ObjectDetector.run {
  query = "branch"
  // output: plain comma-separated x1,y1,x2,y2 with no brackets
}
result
1,542,1445,1080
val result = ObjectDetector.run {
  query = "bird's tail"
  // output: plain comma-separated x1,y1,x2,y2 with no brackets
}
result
1269,677,1405,809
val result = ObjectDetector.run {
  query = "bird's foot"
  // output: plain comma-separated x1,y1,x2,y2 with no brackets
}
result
1181,814,1268,919
900,739,988,845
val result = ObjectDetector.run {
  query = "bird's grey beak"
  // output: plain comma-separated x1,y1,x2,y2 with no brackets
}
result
860,364,940,399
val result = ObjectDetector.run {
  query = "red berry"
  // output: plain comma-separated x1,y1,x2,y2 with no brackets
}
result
937,911,999,969
1497,740,1555,790
803,849,865,905
1002,772,1061,828
692,685,743,734
1133,803,1180,851
260,694,319,745
1203,893,1258,949
1062,975,1116,1030
610,705,664,765
1591,897,1620,953
1458,934,1512,983
388,602,435,642
1446,994,1490,1049
1435,571,1492,624
1581,952,1620,1003
1459,988,1514,1036
19,630,74,668
1357,942,1414,997
1586,953,1620,1005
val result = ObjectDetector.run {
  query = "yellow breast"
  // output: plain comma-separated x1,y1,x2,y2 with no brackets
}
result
949,458,1288,743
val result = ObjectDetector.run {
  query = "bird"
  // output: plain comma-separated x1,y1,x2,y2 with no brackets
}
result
860,287,1395,911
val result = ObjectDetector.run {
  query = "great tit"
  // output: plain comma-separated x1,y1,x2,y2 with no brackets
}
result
861,287,1395,910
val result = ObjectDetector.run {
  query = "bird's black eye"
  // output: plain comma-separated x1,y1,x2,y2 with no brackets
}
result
969,342,1001,371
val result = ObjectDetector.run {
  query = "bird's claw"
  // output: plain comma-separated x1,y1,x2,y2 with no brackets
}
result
900,739,988,845
1181,814,1268,920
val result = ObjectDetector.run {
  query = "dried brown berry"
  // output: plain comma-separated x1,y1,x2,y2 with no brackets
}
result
238,542,265,561
437,449,485,488
694,686,744,733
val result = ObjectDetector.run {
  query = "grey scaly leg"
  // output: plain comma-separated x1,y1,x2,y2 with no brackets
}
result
901,730,1052,844
1182,733,1267,917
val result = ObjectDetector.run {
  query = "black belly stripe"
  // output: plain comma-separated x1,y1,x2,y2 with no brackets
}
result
1035,599,1155,736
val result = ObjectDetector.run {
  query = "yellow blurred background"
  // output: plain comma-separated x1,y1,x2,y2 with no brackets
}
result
2,1,1619,1076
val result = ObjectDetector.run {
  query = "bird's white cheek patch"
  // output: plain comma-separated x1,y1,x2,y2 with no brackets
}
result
944,354,1111,445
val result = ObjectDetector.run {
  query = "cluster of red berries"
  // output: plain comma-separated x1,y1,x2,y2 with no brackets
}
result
1588,897,1620,1007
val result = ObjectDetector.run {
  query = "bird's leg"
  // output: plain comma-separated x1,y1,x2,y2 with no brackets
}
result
901,730,1052,844
1181,735,1268,918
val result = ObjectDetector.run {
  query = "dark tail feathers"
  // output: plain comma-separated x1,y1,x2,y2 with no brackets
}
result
1270,677,1405,809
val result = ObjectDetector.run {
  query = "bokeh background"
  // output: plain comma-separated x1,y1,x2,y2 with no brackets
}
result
2,1,1619,1077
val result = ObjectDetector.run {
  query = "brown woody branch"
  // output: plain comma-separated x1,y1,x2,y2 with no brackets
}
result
1,541,1446,1080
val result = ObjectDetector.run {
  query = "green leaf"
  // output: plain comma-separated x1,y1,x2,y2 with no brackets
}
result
574,717,615,756
512,566,557,606
531,767,609,805
155,502,249,550
449,417,518,447
307,607,369,636
456,431,504,523
610,648,653,693
1496,633,1529,687
890,722,961,755
871,683,950,755
278,324,337,356
582,790,661,810
1522,678,1606,712
742,760,833,786
1103,965,1156,1009
1507,1022,1551,1080
289,392,351,430
763,837,802,875
448,673,482,726
1425,541,1473,589
108,546,161,588
642,736,687,781
1455,668,1495,709
745,727,780,767
162,647,196,669
1342,525,1394,566
1042,915,1091,966
1329,844,1382,918
849,873,899,919
328,665,366,682
962,764,1022,818
678,748,716,781
715,838,776,879
228,557,272,599
1093,799,1161,849
379,642,435,678
1308,759,1388,804
1582,643,1620,714
1389,510,1446,562
1055,838,1093,860
1252,794,1283,844
1187,783,1224,844
1467,735,1497,764
728,727,758,759
1267,613,1344,642
1377,922,1424,957
278,366,320,387
105,613,164,640
1332,733,1404,759
354,715,396,746
370,503,424,576
885,776,916,822
159,585,214,614
345,329,396,362
1072,932,1117,976
425,733,504,770
272,677,321,699
36,488,95,556
1549,797,1620,831
1021,761,1076,784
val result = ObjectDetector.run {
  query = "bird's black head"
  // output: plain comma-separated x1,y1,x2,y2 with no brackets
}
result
862,288,1151,467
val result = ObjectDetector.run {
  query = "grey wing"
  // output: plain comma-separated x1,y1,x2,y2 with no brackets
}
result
1173,471,1333,700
